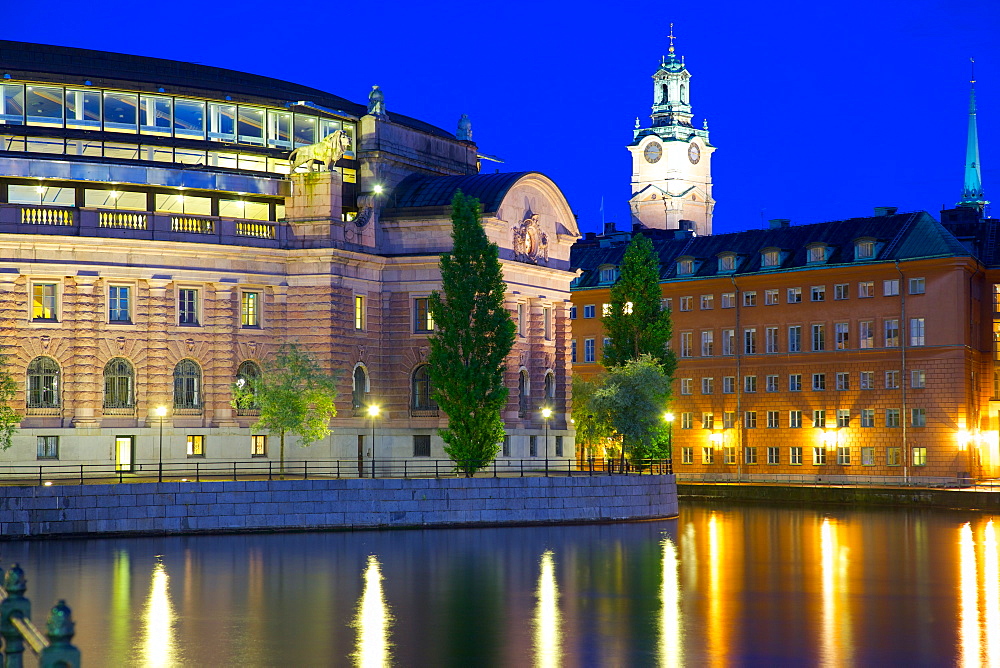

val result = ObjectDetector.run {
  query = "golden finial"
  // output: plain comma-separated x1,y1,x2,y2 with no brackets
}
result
668,23,676,53
971,57,976,84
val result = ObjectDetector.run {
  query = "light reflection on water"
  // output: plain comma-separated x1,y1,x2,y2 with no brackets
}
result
0,502,998,665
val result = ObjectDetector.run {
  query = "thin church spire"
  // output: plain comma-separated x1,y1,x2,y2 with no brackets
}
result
959,58,988,210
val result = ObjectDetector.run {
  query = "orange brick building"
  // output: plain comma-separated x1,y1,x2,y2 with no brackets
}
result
570,210,1000,483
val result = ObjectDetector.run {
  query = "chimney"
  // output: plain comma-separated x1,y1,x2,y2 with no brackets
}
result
584,231,597,240
603,221,616,235
677,219,695,231
768,218,791,229
874,206,898,217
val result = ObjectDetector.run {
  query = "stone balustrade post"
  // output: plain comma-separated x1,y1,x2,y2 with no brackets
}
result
39,601,80,668
0,565,30,668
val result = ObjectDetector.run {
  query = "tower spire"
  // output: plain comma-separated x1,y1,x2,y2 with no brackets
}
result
668,23,676,54
958,58,988,211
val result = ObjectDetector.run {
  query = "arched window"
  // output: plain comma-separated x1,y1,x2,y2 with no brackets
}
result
173,359,202,410
680,83,687,103
27,356,60,408
103,358,135,409
411,365,436,410
661,83,669,103
235,360,261,411
543,372,555,400
353,365,368,409
518,369,530,415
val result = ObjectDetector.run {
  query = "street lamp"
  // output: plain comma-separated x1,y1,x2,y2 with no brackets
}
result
368,405,380,479
155,406,167,483
664,412,675,470
541,407,552,476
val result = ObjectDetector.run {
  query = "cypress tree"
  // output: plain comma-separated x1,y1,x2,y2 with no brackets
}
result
428,191,516,475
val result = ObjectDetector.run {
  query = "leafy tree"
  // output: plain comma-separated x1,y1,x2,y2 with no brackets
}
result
231,343,338,474
602,234,676,375
590,354,672,463
0,347,20,451
428,191,516,476
570,374,615,459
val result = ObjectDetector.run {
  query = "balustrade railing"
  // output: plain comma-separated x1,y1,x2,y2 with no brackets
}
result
171,216,215,234
235,221,276,239
20,206,73,226
98,211,148,229
0,564,81,667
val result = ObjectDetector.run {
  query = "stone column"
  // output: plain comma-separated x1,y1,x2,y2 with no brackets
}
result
285,171,343,248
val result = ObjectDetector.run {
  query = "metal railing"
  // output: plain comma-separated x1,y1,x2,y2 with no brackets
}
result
675,471,980,488
0,564,80,667
0,458,674,486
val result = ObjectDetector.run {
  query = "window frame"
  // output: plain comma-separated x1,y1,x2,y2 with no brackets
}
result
107,283,134,324
30,281,60,322
241,290,262,329
177,286,201,326
186,434,205,457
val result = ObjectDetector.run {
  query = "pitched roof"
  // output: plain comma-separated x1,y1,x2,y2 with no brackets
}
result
384,172,534,213
571,212,972,289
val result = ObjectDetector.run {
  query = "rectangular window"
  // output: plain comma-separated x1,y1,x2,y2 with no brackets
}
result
104,91,138,131
680,332,693,357
722,376,735,394
723,412,736,429
859,281,874,298
413,435,431,457
569,305,577,319
912,447,927,467
720,329,735,356
178,288,199,325
354,295,366,330
36,436,58,460
789,410,802,428
681,413,693,429
788,326,802,352
909,318,925,346
241,291,260,328
32,283,58,321
855,240,875,259
835,372,849,391
860,320,874,349
884,319,899,347
743,291,757,307
911,408,926,427
835,322,849,350
65,88,100,129
789,374,802,391
883,279,900,296
680,378,693,395
838,445,852,465
414,298,435,332
885,408,900,428
701,377,714,395
583,304,595,318
885,370,900,389
811,286,826,302
108,285,131,323
543,307,552,340
911,369,926,388
745,447,758,465
721,293,736,308
767,410,779,428
702,412,715,430
662,298,672,312
861,447,875,466
813,409,826,428
570,340,577,363
701,330,714,356
251,435,267,457
700,294,714,310
766,375,779,392
765,289,779,305
187,435,205,457
811,324,825,351
744,328,757,354
767,447,780,464
787,287,802,303
745,411,757,428
702,447,715,464
861,409,875,428
909,277,926,294
790,446,803,465
887,447,901,466
834,283,849,300
813,447,827,466
679,296,693,311
681,447,693,464
529,436,538,457
724,446,737,464
860,371,874,390
502,436,511,457
837,409,850,428
765,327,778,353
744,375,757,393
584,339,595,363
812,373,826,391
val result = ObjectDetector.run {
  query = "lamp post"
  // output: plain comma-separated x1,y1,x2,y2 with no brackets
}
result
155,406,167,483
541,407,552,477
664,412,675,471
368,405,380,478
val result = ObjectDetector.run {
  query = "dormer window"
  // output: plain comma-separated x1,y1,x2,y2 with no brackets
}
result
598,265,619,284
854,238,876,260
761,248,781,268
807,244,829,264
717,254,737,273
676,258,695,276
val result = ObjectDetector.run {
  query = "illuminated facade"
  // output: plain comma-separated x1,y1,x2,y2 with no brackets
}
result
571,210,1000,482
0,42,577,468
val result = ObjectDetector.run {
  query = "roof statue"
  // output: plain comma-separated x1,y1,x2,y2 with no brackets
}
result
288,129,351,172
457,114,473,141
958,58,988,210
368,85,386,117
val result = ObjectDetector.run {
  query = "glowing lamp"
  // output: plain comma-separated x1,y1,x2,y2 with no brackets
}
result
155,406,167,417
664,412,675,423
367,405,380,417
709,432,723,445
373,184,383,195
541,407,552,419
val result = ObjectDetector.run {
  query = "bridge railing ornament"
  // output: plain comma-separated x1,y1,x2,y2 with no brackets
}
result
0,564,81,668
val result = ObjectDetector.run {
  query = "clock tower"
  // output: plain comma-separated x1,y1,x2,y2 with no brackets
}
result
628,28,715,236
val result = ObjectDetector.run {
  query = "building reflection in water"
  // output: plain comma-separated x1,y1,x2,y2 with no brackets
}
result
353,555,393,667
706,512,728,667
659,536,682,668
109,549,131,659
819,517,853,666
142,557,176,668
534,549,562,668
960,520,1000,667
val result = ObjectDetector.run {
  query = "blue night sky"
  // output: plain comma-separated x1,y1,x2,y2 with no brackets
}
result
3,0,999,235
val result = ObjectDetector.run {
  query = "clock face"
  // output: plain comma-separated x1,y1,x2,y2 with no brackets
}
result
643,142,662,164
688,142,701,164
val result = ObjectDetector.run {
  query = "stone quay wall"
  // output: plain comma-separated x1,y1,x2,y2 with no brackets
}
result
0,475,678,539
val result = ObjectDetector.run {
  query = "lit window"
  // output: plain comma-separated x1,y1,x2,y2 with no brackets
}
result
413,297,435,332
109,285,131,323
887,447,901,466
912,447,927,466
187,435,205,457
354,295,366,330
241,291,260,328
602,303,612,317
251,435,267,457
32,283,58,321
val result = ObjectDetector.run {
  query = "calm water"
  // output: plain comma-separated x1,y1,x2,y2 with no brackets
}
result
2,500,999,666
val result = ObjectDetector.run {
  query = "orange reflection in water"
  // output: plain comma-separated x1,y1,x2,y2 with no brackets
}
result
706,512,728,668
659,536,682,668
533,549,562,668
819,517,853,667
352,555,393,667
141,558,176,668
959,520,1000,667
